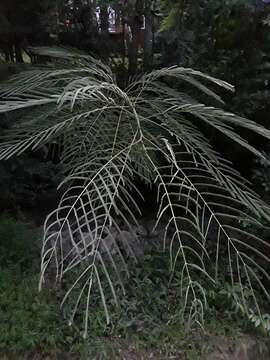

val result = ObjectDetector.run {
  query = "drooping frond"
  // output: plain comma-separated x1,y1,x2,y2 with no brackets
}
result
1,47,270,333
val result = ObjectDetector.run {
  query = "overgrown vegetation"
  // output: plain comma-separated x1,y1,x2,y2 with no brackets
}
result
159,0,270,175
1,216,269,359
0,48,270,341
1,2,270,357
0,216,75,355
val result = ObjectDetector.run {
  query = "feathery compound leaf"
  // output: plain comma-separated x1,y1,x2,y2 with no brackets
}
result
0,47,270,333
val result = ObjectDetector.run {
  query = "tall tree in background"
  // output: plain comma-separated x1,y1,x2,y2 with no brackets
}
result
53,0,157,74
0,13,13,62
123,0,157,74
159,0,270,175
143,0,154,71
0,0,57,63
159,0,268,67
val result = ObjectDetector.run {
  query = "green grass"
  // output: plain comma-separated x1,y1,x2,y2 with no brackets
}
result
1,268,61,353
0,216,84,358
0,215,269,359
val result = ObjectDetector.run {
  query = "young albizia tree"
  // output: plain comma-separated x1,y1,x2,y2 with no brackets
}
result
1,47,270,336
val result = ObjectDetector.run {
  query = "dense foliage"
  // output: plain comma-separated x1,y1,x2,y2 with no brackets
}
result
158,0,270,175
1,2,270,357
1,48,270,337
1,216,269,358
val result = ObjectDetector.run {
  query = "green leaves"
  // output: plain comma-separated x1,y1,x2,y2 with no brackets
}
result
0,47,270,334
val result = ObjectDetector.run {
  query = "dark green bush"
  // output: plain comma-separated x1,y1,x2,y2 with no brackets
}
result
0,216,40,267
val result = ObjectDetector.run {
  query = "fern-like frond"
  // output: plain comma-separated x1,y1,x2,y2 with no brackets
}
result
0,47,270,333
153,137,270,321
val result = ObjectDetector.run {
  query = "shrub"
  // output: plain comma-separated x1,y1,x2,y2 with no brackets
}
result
0,47,270,336
0,215,40,267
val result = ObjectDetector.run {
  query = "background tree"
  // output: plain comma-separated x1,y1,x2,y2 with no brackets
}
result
159,0,270,176
0,0,58,63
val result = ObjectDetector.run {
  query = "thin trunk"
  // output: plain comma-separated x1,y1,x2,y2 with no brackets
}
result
100,4,110,56
14,36,23,63
128,18,140,75
122,20,126,66
100,5,109,36
143,13,153,71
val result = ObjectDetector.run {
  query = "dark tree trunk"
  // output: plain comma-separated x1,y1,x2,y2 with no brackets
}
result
100,4,110,56
14,36,23,63
128,17,140,75
100,5,109,36
15,46,23,63
143,12,153,72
